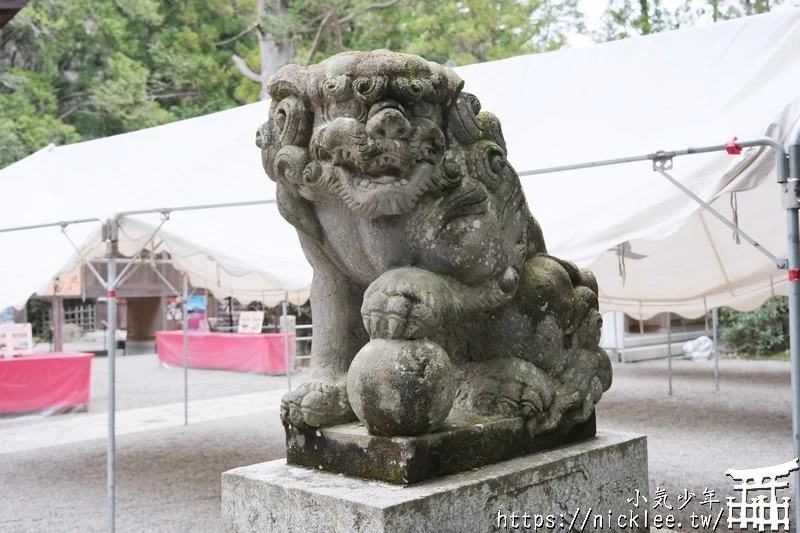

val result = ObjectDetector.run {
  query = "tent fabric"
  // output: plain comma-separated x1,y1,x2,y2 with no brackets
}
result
0,102,313,307
452,10,800,318
1,9,800,316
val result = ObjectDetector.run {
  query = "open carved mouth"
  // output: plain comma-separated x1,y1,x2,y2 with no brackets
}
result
353,175,410,189
362,153,408,176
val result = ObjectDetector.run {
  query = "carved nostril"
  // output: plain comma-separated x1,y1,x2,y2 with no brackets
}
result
366,108,411,140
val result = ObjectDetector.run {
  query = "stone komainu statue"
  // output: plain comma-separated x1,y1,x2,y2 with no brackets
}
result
257,51,611,438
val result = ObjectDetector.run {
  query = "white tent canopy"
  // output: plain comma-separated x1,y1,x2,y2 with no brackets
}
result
454,10,800,318
1,9,800,318
0,101,312,307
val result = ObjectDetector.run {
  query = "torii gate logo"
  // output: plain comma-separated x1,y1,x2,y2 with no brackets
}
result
726,459,799,531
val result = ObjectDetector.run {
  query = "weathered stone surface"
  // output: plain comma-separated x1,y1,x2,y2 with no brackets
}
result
222,431,648,533
347,339,457,437
285,411,596,484
260,50,612,441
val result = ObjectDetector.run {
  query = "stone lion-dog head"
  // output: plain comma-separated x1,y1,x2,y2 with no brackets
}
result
256,50,511,220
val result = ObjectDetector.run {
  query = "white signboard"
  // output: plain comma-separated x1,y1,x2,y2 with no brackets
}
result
238,311,265,334
0,323,33,358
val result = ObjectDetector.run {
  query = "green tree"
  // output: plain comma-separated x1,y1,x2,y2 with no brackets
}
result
0,69,80,167
719,297,789,356
593,0,795,42
0,0,254,167
1,0,586,168
226,0,585,98
594,0,693,41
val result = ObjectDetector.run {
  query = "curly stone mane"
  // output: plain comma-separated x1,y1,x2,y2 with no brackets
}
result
257,51,524,228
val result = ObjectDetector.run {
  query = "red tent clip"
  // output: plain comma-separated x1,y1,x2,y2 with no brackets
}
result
725,136,743,155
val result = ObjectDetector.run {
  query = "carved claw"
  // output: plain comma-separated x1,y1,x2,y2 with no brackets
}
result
455,358,555,422
361,267,454,340
280,379,356,429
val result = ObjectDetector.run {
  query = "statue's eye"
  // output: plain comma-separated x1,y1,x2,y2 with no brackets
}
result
414,101,435,118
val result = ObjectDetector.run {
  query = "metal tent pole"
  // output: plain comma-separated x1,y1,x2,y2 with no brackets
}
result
282,298,292,391
182,273,189,426
785,128,800,531
712,307,719,391
667,312,672,396
612,312,621,363
106,219,119,533
52,295,64,352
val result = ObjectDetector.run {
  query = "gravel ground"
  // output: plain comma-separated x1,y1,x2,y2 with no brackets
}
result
0,354,795,532
598,357,794,530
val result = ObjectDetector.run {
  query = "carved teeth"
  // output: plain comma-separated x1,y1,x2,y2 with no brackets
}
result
368,182,377,189
400,179,409,185
361,179,369,187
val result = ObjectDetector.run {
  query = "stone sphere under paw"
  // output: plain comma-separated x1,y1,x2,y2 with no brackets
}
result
347,339,457,437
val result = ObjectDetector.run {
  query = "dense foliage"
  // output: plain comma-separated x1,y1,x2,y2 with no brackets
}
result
718,297,790,356
0,0,583,168
2,0,793,168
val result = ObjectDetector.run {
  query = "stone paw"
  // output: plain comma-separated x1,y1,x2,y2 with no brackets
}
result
455,358,555,419
280,378,356,429
361,267,455,340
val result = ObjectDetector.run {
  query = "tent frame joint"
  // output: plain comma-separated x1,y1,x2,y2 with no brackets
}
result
114,219,168,285
784,180,800,209
651,152,674,171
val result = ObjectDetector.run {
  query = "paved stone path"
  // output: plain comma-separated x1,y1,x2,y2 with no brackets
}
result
0,390,285,455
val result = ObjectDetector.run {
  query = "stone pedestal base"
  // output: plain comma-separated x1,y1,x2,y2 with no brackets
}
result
285,412,597,484
222,431,648,533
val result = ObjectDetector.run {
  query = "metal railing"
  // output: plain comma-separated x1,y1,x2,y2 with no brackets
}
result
207,322,313,362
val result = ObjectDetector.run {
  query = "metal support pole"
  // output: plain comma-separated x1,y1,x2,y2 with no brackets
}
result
655,167,785,267
786,137,800,531
282,299,292,391
113,217,168,284
52,295,63,352
60,227,108,289
106,219,118,533
712,307,719,391
667,312,673,396
150,264,180,297
182,273,189,426
518,137,784,177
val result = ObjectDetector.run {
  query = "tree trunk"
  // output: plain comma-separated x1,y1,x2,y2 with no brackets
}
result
257,0,295,100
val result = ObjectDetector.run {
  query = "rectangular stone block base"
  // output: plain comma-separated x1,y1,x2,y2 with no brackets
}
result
222,431,648,533
285,412,597,484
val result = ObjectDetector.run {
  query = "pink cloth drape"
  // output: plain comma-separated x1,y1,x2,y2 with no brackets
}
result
155,331,294,374
0,352,93,414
